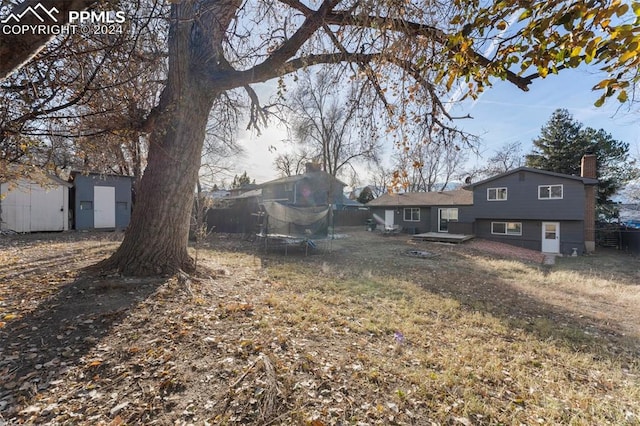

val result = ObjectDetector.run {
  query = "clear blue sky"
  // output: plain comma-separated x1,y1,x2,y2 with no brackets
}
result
235,66,639,186
451,68,639,163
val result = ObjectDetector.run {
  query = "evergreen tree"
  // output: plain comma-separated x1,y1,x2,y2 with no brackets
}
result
526,109,585,175
526,109,636,216
357,186,375,204
231,172,253,189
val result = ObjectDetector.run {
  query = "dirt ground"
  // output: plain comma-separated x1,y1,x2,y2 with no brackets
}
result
1,229,639,424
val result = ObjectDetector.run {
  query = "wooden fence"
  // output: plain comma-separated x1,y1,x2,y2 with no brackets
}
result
596,223,640,254
620,228,640,254
332,209,371,227
206,206,255,234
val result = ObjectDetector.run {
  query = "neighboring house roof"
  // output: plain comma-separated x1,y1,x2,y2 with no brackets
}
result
229,184,260,196
202,190,231,199
1,173,72,188
368,189,473,207
226,188,262,200
70,170,133,177
464,167,598,188
341,196,364,207
45,174,73,188
226,189,362,206
258,174,303,186
259,171,347,188
69,171,134,183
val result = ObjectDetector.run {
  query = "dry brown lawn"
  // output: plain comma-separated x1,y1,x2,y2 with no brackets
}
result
1,228,639,425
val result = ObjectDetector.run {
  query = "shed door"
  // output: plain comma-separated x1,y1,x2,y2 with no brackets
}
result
385,210,394,228
30,184,65,231
94,186,116,228
541,222,560,253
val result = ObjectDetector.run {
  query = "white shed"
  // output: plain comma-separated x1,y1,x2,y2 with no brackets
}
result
0,175,72,232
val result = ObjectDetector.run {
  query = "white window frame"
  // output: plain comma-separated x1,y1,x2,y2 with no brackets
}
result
538,184,563,200
487,187,508,201
491,222,522,236
438,208,459,232
403,207,420,222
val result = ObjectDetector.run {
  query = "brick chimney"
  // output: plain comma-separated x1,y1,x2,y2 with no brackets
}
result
305,162,322,173
581,154,597,179
581,154,597,252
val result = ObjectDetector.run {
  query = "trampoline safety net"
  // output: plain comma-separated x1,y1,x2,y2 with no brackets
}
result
261,201,329,238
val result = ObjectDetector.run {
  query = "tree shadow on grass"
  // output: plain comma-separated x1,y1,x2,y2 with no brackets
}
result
247,231,640,364
0,272,165,416
201,230,639,363
411,252,640,363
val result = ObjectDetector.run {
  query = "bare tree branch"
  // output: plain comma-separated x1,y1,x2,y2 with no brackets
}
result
0,0,99,80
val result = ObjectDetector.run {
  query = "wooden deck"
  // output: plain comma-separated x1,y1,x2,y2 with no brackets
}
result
411,232,475,244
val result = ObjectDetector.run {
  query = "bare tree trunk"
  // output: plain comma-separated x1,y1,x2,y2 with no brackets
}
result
97,1,226,276
100,85,214,275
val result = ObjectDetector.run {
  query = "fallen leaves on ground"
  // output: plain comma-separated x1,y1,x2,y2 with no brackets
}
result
1,230,639,424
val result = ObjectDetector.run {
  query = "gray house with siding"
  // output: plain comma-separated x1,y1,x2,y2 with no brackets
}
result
70,172,133,230
260,166,347,208
206,165,348,236
465,156,598,255
367,190,474,234
367,155,598,255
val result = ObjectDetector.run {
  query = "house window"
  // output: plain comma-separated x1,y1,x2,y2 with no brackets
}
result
403,208,420,222
538,184,563,199
487,187,507,201
438,208,458,232
284,183,294,192
491,222,522,236
80,201,93,210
